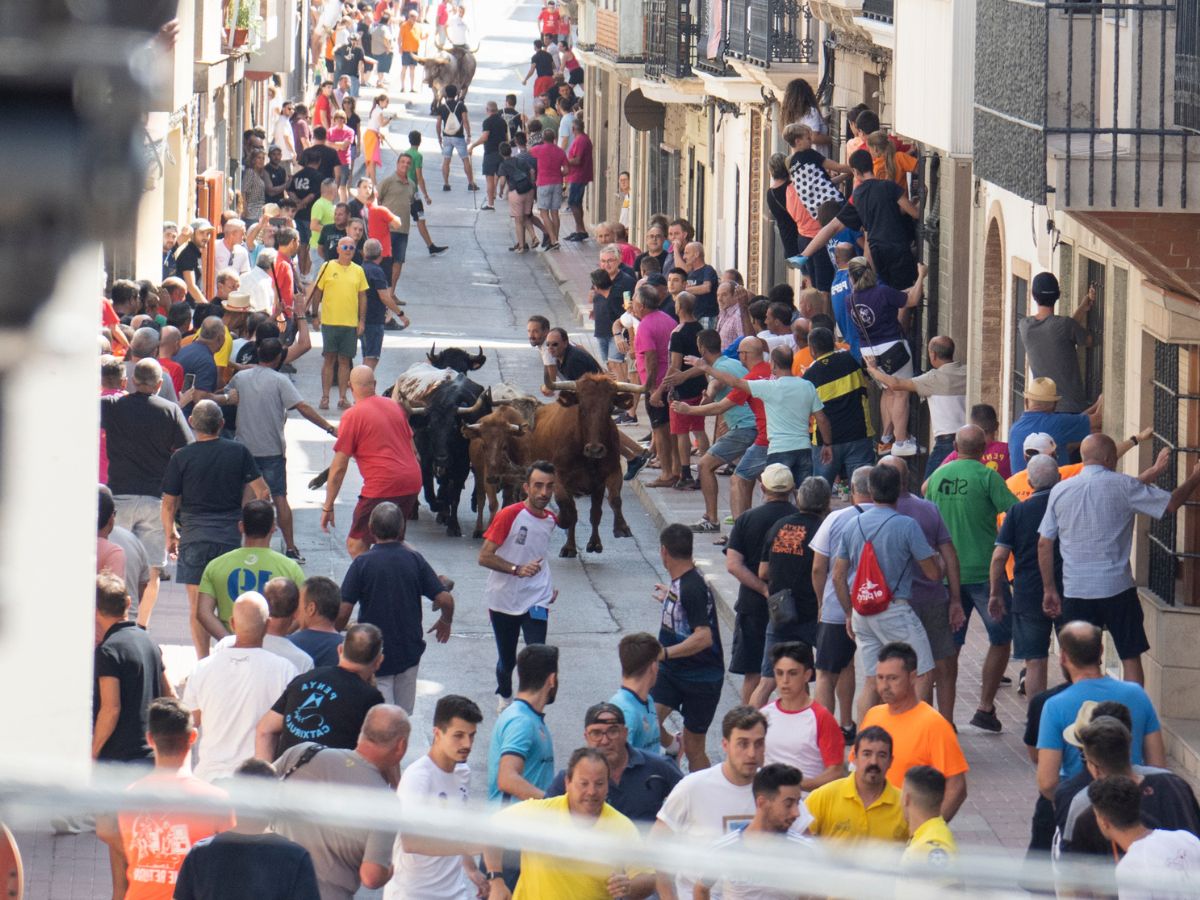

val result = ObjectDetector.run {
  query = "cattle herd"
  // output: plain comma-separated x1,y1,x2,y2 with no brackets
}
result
313,344,644,554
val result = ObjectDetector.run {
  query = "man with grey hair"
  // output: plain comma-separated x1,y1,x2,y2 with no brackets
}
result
161,399,269,657
102,357,193,627
175,317,232,415
879,454,964,724
182,591,299,781
273,703,409,898
215,218,251,275
595,243,637,377
125,327,178,403
241,245,278,314
214,267,242,305
992,453,1062,702
359,237,407,370
682,241,719,328
866,335,966,463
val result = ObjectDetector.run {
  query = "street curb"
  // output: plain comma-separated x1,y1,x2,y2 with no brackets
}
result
541,248,594,326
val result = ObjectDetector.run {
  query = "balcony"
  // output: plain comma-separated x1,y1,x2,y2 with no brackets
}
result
725,0,818,67
645,0,693,79
861,0,894,22
593,1,646,63
974,0,1200,212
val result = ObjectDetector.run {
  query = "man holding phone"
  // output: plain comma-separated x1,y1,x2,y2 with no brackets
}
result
477,462,559,713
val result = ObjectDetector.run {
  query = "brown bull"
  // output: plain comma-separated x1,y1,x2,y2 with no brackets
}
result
421,46,477,112
520,374,643,557
464,405,528,538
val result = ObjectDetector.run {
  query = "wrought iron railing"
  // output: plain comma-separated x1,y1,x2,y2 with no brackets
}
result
694,0,733,74
725,0,817,66
645,0,693,79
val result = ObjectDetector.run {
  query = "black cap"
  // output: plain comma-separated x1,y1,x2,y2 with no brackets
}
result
584,702,625,727
1031,271,1060,303
644,273,667,287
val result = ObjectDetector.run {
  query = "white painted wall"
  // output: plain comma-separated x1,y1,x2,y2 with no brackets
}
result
894,0,973,154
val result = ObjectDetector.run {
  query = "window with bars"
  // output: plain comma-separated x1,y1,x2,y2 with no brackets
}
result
1081,258,1106,407
1147,341,1200,606
1011,275,1028,424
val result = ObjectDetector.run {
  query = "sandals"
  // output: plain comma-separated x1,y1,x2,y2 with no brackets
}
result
318,397,330,410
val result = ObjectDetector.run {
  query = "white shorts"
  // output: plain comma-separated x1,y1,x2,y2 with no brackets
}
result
853,601,934,676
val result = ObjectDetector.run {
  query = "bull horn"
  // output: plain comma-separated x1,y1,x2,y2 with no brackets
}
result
465,422,482,431
427,341,438,363
612,381,648,393
469,345,486,366
507,423,523,433
457,393,486,416
550,380,577,392
399,394,427,415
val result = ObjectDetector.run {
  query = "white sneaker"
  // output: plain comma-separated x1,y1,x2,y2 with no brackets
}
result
497,695,513,714
891,438,918,457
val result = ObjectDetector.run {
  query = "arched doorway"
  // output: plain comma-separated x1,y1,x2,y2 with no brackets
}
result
981,217,1005,419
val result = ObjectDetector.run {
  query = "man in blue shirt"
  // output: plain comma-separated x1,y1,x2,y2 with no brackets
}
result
1008,377,1101,473
829,242,862,362
1036,621,1166,802
545,702,682,823
488,644,559,803
609,633,665,755
336,502,454,714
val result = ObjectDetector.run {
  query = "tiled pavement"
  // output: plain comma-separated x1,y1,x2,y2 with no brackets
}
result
542,238,1054,852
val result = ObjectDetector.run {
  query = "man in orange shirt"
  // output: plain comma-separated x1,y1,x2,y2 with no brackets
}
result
399,10,422,94
97,698,234,900
859,642,969,821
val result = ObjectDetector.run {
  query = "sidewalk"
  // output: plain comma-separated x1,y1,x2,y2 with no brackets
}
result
540,243,1044,852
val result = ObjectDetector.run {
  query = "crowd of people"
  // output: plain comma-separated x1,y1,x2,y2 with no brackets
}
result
85,3,1200,899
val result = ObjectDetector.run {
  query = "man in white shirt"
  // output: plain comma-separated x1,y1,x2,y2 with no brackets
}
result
866,335,966,467
241,247,278,315
385,695,487,900
215,218,252,276
215,577,314,672
760,642,846,793
182,592,299,781
1090,774,1200,899
274,100,297,169
477,462,558,709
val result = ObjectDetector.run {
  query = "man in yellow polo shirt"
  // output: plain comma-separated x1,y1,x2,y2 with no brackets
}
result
805,725,908,843
901,765,957,865
308,236,367,410
482,748,655,899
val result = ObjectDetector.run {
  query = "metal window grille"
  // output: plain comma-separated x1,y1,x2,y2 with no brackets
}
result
1149,340,1182,603
645,0,692,79
1081,259,1106,405
861,0,894,23
725,0,817,66
1011,275,1029,420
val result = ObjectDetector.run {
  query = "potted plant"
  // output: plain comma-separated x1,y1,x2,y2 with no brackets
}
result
227,0,252,48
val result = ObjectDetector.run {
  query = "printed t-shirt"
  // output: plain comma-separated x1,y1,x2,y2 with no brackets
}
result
315,260,368,327
850,283,908,346
215,633,312,672
761,511,824,624
119,773,234,900
198,546,305,626
902,816,957,866
341,541,444,676
836,506,934,603
858,701,969,788
941,441,1012,479
309,196,336,248
1036,677,1161,779
685,264,720,319
182,647,299,781
633,309,676,388
610,687,662,755
727,361,777,447
482,502,557,615
1117,829,1200,898
385,755,472,900
762,699,844,780
657,765,757,898
566,133,594,183
1008,411,1093,473
727,501,797,617
805,775,908,842
271,665,385,755
488,698,555,802
529,142,567,186
803,350,873,443
497,796,645,900
746,377,824,453
1007,461,1084,503
658,567,724,682
333,395,422,498
911,360,968,438
830,270,863,361
924,459,1017,584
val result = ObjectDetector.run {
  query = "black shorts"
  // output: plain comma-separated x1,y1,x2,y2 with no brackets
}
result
652,665,723,736
815,621,856,673
411,196,425,222
482,152,501,177
729,606,769,676
647,397,670,429
871,242,918,290
1063,588,1150,660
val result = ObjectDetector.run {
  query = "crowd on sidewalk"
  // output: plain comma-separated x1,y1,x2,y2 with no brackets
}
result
85,3,1200,899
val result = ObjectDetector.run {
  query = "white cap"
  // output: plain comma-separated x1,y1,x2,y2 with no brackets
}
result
1023,432,1057,456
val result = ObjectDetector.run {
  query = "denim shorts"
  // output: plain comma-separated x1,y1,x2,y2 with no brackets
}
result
594,334,624,362
254,455,287,497
567,182,587,206
760,619,819,677
390,231,409,264
1013,610,1061,661
953,581,1014,648
537,183,563,210
733,443,770,480
441,135,468,158
176,540,239,585
360,322,384,359
815,437,876,485
766,448,813,487
708,426,757,463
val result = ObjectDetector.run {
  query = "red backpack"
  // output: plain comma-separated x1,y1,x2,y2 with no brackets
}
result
850,515,909,616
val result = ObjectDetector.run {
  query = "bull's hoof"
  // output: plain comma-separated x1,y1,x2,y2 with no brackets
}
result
559,545,578,558
446,524,462,537
613,524,633,538
435,510,447,525
586,538,603,553
472,528,484,539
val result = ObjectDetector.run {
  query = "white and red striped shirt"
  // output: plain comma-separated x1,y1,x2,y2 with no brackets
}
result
483,502,557,615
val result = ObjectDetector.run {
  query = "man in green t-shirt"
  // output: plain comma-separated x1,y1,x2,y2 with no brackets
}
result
402,131,447,259
307,178,338,276
924,424,1018,734
195,500,305,655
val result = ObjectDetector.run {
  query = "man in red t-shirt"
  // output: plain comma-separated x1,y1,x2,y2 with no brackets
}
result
537,1,562,43
322,366,422,557
723,337,773,518
274,227,301,321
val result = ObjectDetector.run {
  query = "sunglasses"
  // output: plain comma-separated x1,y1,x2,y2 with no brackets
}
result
338,243,356,250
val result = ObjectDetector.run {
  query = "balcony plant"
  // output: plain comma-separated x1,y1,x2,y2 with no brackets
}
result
225,0,262,50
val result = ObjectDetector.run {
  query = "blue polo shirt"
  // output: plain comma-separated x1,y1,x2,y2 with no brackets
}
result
545,745,683,823
1008,410,1092,473
609,687,662,756
488,698,555,803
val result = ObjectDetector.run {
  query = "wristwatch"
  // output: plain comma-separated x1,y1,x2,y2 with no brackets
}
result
510,563,518,575
486,871,504,881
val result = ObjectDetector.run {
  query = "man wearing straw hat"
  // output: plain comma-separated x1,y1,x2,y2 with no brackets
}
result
1008,376,1101,475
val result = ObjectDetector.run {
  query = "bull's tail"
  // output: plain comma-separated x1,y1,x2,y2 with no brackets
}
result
308,467,331,490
